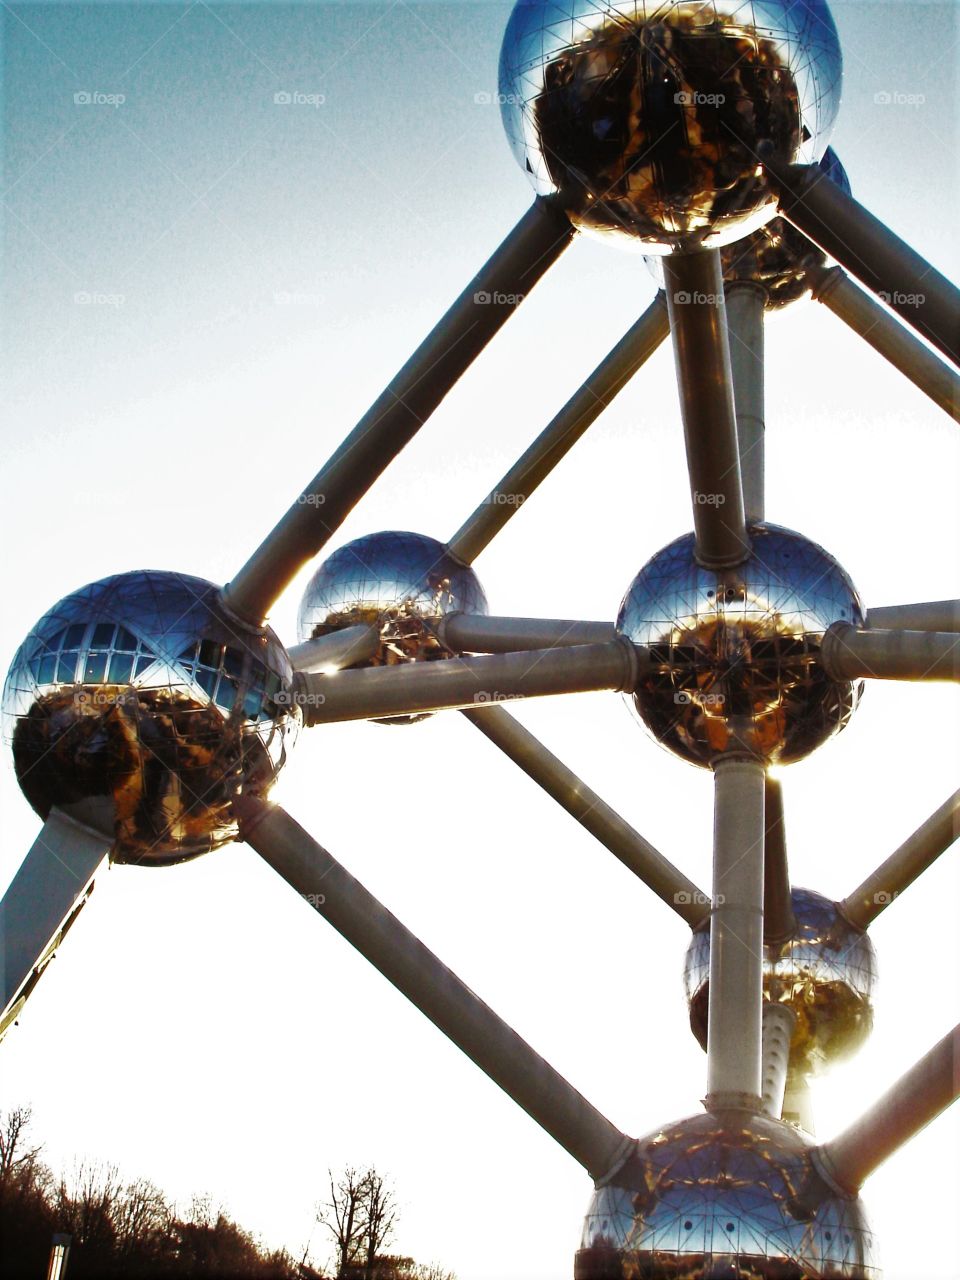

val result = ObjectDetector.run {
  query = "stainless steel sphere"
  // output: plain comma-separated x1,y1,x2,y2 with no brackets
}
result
577,1111,876,1278
297,531,488,725
684,888,877,1078
2,571,300,866
645,147,852,306
616,524,865,767
499,0,842,253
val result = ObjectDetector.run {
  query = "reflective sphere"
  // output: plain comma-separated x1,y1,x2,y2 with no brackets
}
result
2,572,299,866
577,1111,877,1278
646,147,852,306
499,0,842,253
685,888,877,1077
297,531,488,725
617,524,864,767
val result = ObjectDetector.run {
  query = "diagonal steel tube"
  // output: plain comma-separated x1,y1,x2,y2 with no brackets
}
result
764,155,960,366
821,624,960,681
1,803,113,1041
462,704,708,926
448,294,669,564
663,251,749,568
706,758,766,1109
810,266,960,422
867,600,960,632
810,1024,960,1196
294,641,639,726
439,614,617,654
839,788,960,931
240,799,634,1180
287,624,381,673
224,198,574,622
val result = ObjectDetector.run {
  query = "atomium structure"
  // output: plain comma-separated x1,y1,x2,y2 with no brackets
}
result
2,2,959,1276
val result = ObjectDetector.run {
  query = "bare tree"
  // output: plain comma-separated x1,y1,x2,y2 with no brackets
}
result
0,1105,43,1199
413,1266,457,1280
56,1159,122,1252
317,1166,367,1277
358,1168,397,1278
113,1175,172,1255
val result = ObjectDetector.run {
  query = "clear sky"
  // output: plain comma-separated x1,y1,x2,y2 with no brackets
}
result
1,2,958,1277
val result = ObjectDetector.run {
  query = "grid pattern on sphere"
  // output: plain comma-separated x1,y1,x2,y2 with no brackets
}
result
578,1113,878,1276
1,572,298,865
617,524,866,765
499,0,842,249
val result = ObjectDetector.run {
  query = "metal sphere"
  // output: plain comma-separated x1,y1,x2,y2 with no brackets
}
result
297,531,488,725
684,888,877,1077
577,1111,876,1278
499,0,842,253
2,571,299,866
645,147,852,306
616,523,865,767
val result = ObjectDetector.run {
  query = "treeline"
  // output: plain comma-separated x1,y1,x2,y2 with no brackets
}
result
0,1108,454,1280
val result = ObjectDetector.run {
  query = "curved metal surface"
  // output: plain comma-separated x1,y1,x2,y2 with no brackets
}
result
576,1111,877,1278
3,572,300,864
499,0,842,252
617,523,865,766
297,531,488,724
685,887,877,1079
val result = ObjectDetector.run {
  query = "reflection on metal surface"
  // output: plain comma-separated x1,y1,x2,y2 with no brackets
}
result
499,0,842,252
685,888,877,1079
647,147,851,306
616,524,864,767
297,531,488,725
2,572,299,865
576,1111,877,1278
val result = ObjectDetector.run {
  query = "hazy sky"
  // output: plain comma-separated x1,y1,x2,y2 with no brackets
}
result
1,2,958,1277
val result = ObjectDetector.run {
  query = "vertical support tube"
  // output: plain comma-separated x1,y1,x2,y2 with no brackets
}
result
760,1003,796,1120
662,251,749,567
706,758,766,1109
782,1073,817,1135
724,283,766,524
763,776,795,943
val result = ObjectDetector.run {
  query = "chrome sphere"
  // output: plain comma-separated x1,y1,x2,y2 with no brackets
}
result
577,1111,877,1278
616,524,864,767
2,571,299,866
645,147,852,306
499,0,842,253
297,531,488,725
685,888,877,1077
